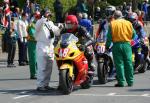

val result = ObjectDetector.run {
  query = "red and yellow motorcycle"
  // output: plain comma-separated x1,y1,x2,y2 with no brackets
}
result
54,33,93,94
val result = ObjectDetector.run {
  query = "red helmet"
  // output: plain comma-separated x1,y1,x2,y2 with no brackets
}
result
65,15,78,32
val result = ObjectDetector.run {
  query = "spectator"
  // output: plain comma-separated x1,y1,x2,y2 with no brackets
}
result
27,11,41,79
76,12,82,24
11,7,20,18
79,13,92,33
106,10,136,87
1,0,11,53
138,11,145,26
0,7,3,25
23,0,31,22
76,0,88,13
94,6,101,21
122,2,127,11
53,0,63,23
17,13,28,66
142,0,148,21
7,19,18,67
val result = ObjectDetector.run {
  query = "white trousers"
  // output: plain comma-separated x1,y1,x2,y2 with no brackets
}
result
36,42,53,87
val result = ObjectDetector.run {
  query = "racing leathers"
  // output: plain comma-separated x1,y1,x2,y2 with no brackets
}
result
61,25,96,72
132,21,148,69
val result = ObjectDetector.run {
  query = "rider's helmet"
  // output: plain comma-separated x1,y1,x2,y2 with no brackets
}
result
65,15,78,32
128,12,138,24
105,6,116,22
105,6,116,17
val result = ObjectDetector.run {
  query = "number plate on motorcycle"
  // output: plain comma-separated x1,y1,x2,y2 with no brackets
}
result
58,48,70,58
96,43,106,54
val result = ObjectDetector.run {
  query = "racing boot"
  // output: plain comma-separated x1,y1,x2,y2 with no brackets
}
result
88,60,96,76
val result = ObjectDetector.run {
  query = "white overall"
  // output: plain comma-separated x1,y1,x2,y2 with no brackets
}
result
35,17,60,87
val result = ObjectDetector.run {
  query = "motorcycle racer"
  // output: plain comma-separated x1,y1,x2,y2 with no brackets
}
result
61,15,95,72
128,12,148,70
57,15,95,90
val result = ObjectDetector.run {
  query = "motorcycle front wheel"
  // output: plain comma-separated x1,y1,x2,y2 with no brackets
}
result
97,62,107,84
60,69,73,95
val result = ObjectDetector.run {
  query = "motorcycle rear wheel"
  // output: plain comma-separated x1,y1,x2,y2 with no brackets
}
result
97,62,107,84
60,69,73,95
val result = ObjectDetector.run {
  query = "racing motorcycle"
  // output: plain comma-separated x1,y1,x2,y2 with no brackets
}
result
95,35,114,84
54,33,93,94
131,37,149,73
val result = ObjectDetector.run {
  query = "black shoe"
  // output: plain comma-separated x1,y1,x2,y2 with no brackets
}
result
36,87,48,92
19,62,26,66
89,63,96,72
30,76,37,79
7,64,16,68
36,86,55,92
57,85,63,90
114,83,124,87
44,86,55,90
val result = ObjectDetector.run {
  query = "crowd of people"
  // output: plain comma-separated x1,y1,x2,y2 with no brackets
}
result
0,0,149,91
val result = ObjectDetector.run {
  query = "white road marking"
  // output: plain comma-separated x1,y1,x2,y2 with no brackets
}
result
20,91,28,94
71,93,150,97
13,95,30,99
107,93,116,96
141,94,149,96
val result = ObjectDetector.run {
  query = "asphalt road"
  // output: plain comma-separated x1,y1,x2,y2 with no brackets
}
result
0,57,150,103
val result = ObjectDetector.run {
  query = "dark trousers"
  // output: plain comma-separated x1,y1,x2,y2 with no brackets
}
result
7,43,16,64
18,38,28,64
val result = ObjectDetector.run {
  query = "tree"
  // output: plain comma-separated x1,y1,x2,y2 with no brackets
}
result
107,0,124,6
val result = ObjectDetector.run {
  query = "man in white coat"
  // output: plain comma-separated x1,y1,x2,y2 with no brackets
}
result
35,9,60,91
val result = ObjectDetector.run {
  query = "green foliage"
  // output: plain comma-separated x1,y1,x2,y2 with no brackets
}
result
35,0,77,14
95,1,109,10
107,0,124,6
35,0,77,21
17,0,26,8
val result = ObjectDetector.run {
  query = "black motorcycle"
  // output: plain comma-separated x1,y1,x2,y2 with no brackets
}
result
95,37,114,84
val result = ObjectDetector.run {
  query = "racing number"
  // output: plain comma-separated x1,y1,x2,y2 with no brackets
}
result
59,48,69,58
97,45,105,53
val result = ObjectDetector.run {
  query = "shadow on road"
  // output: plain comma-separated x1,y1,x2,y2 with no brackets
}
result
128,88,150,92
0,78,58,82
93,78,115,85
0,78,31,81
0,88,64,96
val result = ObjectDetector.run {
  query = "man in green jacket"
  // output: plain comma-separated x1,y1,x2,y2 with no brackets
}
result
106,10,136,87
